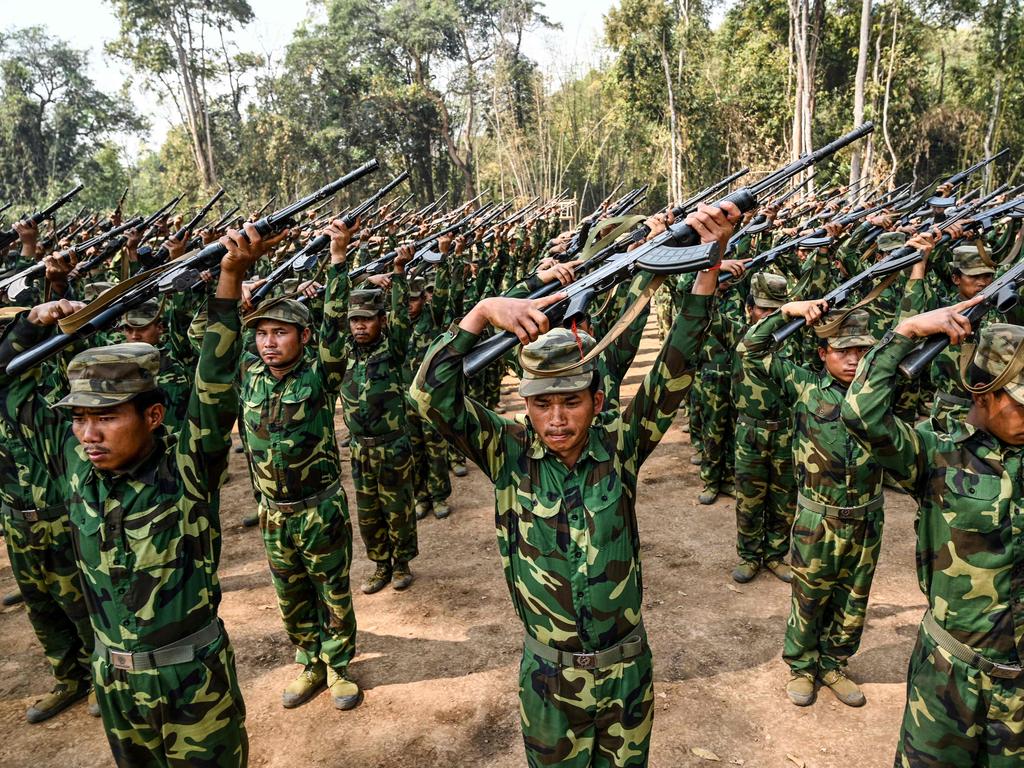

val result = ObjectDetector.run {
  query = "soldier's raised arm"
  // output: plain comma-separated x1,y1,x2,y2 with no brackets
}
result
319,217,356,392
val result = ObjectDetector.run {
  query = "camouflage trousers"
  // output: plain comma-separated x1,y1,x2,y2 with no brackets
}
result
93,627,247,768
895,622,1024,767
3,511,93,686
688,380,703,453
519,646,653,767
733,421,795,565
351,435,417,564
696,365,735,488
259,491,356,671
407,406,452,504
655,286,673,341
783,504,883,675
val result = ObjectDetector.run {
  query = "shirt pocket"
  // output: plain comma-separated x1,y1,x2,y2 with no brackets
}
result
517,491,565,559
242,387,268,435
940,470,1004,533
586,484,630,550
122,500,182,572
280,382,315,423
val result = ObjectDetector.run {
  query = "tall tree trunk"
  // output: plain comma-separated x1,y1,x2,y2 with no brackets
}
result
982,74,1003,191
881,2,900,187
659,42,680,204
849,0,872,197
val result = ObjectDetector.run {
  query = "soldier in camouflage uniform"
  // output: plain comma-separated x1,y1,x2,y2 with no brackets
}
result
342,247,417,594
120,298,192,431
731,272,796,584
844,307,1024,767
237,217,361,711
739,302,888,709
0,226,266,767
411,202,737,768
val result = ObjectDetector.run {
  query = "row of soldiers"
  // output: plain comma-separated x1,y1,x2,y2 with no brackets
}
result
1,147,1023,768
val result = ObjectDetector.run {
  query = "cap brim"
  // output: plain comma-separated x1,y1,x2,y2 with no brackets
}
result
519,373,592,398
959,267,995,276
753,298,784,309
123,318,160,329
828,335,876,350
347,309,378,319
53,392,139,409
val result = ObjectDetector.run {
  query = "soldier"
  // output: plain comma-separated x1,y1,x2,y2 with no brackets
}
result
0,223,268,767
739,302,887,709
342,247,418,594
731,272,796,583
236,217,361,711
843,302,1024,766
411,201,738,768
120,298,191,431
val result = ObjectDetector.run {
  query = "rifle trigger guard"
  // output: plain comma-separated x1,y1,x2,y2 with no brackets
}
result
635,242,718,275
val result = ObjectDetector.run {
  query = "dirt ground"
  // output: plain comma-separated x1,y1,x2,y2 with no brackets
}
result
0,318,924,768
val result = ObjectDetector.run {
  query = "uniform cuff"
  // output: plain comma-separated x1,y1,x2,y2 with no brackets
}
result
445,323,481,354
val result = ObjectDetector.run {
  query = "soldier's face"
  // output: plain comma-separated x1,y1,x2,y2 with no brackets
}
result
409,295,425,319
254,320,310,370
972,391,1024,445
526,388,604,465
953,272,994,299
818,343,869,385
349,314,384,345
122,321,163,346
71,402,164,471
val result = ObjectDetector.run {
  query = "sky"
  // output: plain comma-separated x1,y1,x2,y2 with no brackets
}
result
7,0,619,156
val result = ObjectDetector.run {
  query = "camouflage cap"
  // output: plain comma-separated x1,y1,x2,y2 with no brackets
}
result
243,297,311,329
953,244,995,276
816,308,875,349
750,272,788,309
876,231,907,253
348,288,384,319
518,327,596,398
408,276,427,299
83,281,115,302
123,298,163,329
54,342,160,409
970,323,1024,406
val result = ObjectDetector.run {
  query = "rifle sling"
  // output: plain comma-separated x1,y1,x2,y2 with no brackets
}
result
518,274,666,378
999,224,1024,267
960,339,1024,396
812,270,902,338
579,215,646,261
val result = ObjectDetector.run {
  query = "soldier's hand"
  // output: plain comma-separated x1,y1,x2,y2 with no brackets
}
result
393,244,415,274
161,234,186,261
219,222,264,276
462,293,566,344
438,234,453,254
894,294,984,343
43,252,73,284
326,217,358,264
824,222,847,240
298,280,322,299
199,228,217,245
867,212,893,229
781,299,829,325
936,183,954,198
366,274,392,289
27,298,85,326
944,222,966,242
14,219,39,249
453,235,467,255
644,213,669,238
686,201,740,254
240,278,267,312
907,230,939,257
718,258,750,279
537,259,580,287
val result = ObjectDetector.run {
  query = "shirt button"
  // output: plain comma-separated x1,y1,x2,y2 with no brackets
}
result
577,591,584,599
601,495,608,501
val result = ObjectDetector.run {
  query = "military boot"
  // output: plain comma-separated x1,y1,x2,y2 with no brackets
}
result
415,500,432,520
433,502,451,519
732,561,759,583
698,485,719,505
820,668,866,707
327,668,363,711
340,435,351,448
26,682,89,723
392,561,414,591
452,461,468,478
241,513,259,528
281,662,327,709
786,672,816,707
689,452,703,466
361,563,392,594
719,481,736,498
2,590,24,606
87,688,100,717
765,561,793,583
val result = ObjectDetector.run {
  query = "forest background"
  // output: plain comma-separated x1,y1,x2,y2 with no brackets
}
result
1,0,1022,218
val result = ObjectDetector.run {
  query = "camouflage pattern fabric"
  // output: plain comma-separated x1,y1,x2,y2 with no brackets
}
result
407,405,451,505
739,311,885,676
696,365,735,489
259,495,356,671
411,293,711,765
158,351,191,432
844,329,1024,765
733,422,795,564
0,297,247,767
350,436,417,564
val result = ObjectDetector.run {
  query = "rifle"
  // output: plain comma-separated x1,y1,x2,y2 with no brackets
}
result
136,194,185,245
0,215,144,297
0,185,84,252
209,206,242,232
114,186,130,219
69,235,132,281
945,149,1010,189
6,160,381,375
147,187,226,264
250,195,276,220
249,169,409,305
417,201,514,267
480,197,542,244
771,194,1024,345
462,123,875,375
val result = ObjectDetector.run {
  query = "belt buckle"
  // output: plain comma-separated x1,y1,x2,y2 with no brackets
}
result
22,510,38,522
109,650,135,671
572,653,595,669
990,661,1024,679
838,507,852,519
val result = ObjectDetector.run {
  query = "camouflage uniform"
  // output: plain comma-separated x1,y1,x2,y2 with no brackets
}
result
0,312,247,767
239,280,356,676
739,309,884,679
844,323,1024,766
411,293,712,767
343,283,417,566
732,274,796,566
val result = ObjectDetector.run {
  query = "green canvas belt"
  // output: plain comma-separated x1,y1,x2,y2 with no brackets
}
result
2,502,68,522
523,622,645,670
935,390,972,408
923,609,1023,680
797,493,883,520
737,413,784,431
262,479,341,514
352,428,405,447
96,620,221,672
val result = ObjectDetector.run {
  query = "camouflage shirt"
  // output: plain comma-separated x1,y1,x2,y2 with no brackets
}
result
239,264,348,502
844,332,1024,664
739,311,883,507
0,298,241,652
411,293,711,653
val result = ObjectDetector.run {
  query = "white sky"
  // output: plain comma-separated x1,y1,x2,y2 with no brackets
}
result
6,0,623,157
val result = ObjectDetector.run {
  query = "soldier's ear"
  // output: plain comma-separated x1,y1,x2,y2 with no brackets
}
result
592,390,605,414
300,327,312,344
